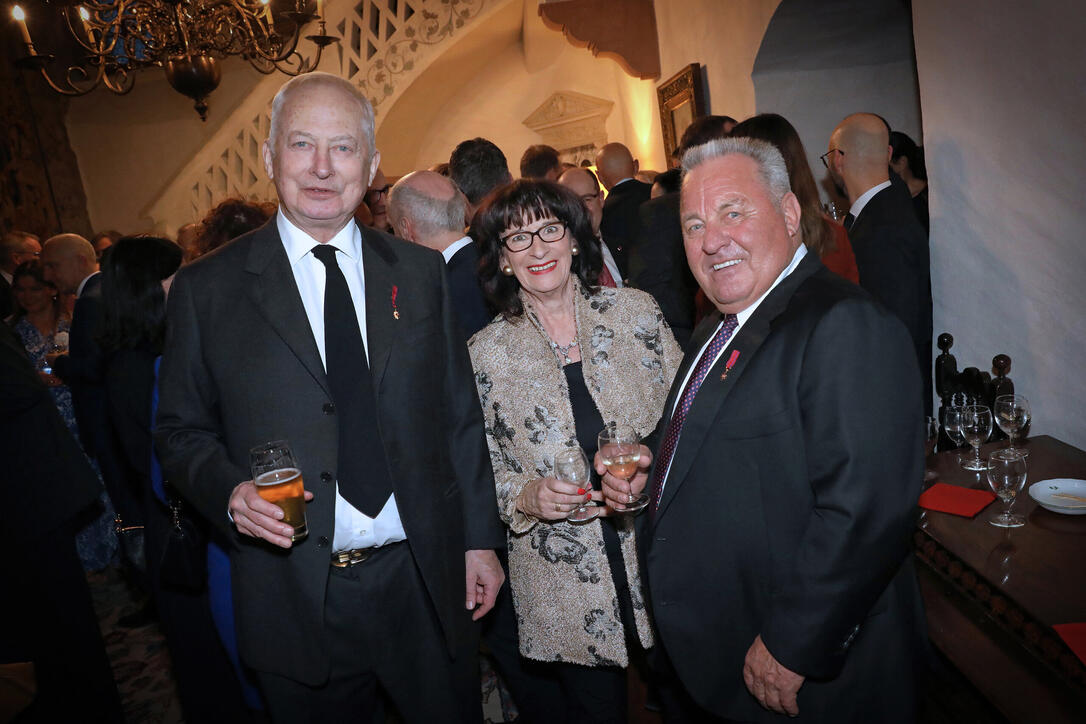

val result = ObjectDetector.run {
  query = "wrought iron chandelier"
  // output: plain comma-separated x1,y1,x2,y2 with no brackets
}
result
9,0,339,120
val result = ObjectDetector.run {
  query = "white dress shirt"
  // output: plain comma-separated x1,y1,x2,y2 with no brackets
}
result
1,270,12,286
441,235,473,264
277,211,406,551
656,244,808,495
848,180,892,222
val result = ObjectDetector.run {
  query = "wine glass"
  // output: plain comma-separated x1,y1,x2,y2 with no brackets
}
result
598,423,647,513
994,394,1031,458
943,405,966,462
960,405,992,471
986,450,1027,528
555,447,598,524
923,416,939,480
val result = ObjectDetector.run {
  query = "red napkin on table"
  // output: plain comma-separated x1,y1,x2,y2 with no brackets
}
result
1054,623,1086,666
917,482,996,517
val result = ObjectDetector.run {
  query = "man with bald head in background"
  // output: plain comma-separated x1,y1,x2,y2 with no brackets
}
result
595,142,652,280
155,72,505,722
388,170,491,340
826,113,932,412
557,166,623,288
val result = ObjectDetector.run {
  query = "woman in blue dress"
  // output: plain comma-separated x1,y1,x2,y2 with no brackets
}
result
9,261,118,571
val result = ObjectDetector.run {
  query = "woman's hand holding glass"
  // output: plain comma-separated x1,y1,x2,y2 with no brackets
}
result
516,474,595,522
595,444,653,512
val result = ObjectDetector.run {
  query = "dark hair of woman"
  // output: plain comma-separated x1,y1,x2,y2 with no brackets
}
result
729,113,836,257
889,131,927,181
10,260,62,321
652,168,682,195
195,198,273,258
98,235,183,353
471,179,602,320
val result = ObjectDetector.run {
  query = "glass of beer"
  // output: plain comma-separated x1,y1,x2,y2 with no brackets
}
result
599,423,648,513
250,440,307,541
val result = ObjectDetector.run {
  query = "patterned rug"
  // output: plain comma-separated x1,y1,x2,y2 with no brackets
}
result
88,568,514,723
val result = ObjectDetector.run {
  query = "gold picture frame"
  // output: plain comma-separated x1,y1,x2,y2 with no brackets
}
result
657,63,707,162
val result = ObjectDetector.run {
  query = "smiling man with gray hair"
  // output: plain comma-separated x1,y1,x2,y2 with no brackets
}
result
599,136,926,722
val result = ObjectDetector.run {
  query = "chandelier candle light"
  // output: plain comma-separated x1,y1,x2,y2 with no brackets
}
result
8,0,339,120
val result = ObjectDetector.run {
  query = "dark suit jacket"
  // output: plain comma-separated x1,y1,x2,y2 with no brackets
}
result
53,273,107,452
445,239,493,342
154,219,505,685
600,178,652,279
0,322,99,543
644,253,926,722
0,273,13,320
626,192,698,349
849,182,933,414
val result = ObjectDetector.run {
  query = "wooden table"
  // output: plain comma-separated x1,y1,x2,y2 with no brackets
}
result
915,435,1086,723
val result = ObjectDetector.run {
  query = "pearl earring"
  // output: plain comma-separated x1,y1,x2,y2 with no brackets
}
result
501,264,514,276
570,244,579,255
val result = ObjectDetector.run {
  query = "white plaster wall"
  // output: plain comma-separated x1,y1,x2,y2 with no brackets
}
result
913,0,1086,447
66,57,268,234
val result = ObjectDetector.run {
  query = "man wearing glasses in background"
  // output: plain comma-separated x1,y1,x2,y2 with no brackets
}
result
0,230,41,318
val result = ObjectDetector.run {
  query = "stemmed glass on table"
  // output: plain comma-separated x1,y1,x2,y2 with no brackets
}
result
924,416,939,480
986,450,1028,528
960,404,993,471
994,394,1031,458
943,406,966,462
556,448,599,524
598,423,648,513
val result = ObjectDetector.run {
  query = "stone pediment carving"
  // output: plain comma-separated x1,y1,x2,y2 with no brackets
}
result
522,90,614,152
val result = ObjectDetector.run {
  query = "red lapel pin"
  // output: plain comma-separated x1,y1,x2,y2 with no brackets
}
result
720,349,740,381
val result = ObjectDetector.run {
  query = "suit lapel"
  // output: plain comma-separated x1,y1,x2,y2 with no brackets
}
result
654,253,822,522
360,226,398,391
244,221,331,398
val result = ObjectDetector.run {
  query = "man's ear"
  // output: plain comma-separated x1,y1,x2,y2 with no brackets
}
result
262,139,275,180
632,159,640,175
366,149,382,187
782,192,802,238
397,216,413,242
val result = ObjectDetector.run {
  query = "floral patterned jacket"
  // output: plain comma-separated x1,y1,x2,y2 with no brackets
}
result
468,283,683,667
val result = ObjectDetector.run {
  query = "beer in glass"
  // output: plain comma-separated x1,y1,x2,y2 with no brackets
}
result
250,440,308,541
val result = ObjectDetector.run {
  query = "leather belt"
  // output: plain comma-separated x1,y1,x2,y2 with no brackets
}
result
330,540,403,568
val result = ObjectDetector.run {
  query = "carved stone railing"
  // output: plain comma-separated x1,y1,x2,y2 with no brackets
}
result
144,0,508,233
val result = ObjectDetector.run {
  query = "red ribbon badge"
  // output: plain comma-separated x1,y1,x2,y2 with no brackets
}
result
391,284,399,320
720,349,740,381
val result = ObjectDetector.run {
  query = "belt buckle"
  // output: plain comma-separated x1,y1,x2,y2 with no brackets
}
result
331,547,375,568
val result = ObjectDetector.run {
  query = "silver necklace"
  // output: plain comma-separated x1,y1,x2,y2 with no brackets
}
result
551,337,579,365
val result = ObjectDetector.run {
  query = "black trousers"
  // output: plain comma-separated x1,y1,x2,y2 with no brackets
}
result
256,542,482,724
1,525,123,723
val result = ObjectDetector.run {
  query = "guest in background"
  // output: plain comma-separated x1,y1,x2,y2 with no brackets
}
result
557,166,623,288
890,131,930,233
450,137,515,223
520,144,562,181
650,168,681,198
176,222,201,263
0,322,124,724
0,229,41,319
430,161,451,176
364,166,393,232
731,113,860,284
91,230,122,261
10,260,118,572
388,171,493,340
594,142,651,279
192,198,274,260
99,235,253,722
469,180,682,723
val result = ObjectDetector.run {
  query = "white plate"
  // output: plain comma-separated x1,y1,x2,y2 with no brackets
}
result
1028,478,1086,515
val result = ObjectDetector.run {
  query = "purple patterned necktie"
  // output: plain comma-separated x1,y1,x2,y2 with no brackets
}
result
649,314,739,519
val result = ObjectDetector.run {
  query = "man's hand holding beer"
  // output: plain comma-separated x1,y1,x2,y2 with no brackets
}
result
594,444,653,511
230,481,314,549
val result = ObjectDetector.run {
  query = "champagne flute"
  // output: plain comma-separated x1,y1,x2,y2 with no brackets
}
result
555,447,598,524
923,416,939,480
960,405,992,471
598,423,647,513
986,450,1027,528
943,405,966,462
994,394,1031,458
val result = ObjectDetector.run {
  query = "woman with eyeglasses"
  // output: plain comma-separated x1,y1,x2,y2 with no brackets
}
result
468,180,682,722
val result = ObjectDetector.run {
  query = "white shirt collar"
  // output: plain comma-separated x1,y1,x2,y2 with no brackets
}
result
735,243,808,325
0,270,12,285
441,235,473,264
276,210,361,266
612,177,635,189
849,180,892,221
76,271,99,298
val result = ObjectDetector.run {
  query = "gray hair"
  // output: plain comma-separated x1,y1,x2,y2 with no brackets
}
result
1,230,36,262
681,137,792,204
388,183,467,238
268,72,376,156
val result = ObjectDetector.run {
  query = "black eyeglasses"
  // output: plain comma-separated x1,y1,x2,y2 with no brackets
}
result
501,220,567,253
366,185,391,199
819,149,844,168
